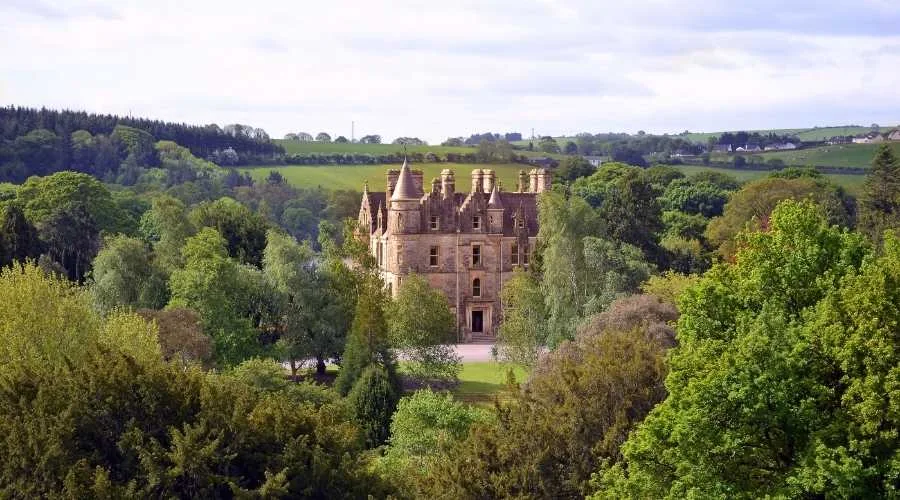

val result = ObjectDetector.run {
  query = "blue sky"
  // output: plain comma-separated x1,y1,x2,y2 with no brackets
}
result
1,0,898,143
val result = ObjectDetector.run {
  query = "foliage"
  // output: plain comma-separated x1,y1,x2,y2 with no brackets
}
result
706,176,853,258
497,269,547,367
139,194,195,272
228,357,289,393
348,364,400,448
334,274,396,395
858,143,900,243
15,171,119,230
190,197,269,267
555,156,596,182
136,307,213,366
582,236,654,315
168,228,258,366
90,235,168,313
0,262,161,377
380,390,490,496
0,350,386,497
387,274,460,383
422,296,672,498
641,271,699,307
660,177,730,218
0,204,42,267
595,200,874,498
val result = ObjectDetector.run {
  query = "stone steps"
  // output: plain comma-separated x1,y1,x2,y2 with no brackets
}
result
468,336,496,345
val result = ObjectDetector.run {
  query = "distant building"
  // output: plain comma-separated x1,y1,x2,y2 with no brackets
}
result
764,142,798,151
743,144,763,152
887,130,900,141
712,144,732,153
358,160,549,341
526,156,557,169
827,136,852,145
854,132,885,144
584,155,604,167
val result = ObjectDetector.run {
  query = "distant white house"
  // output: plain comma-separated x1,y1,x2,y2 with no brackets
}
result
712,144,732,153
584,155,604,167
744,144,763,152
854,132,885,144
888,130,900,141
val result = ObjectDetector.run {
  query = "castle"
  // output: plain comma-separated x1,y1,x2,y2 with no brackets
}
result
358,159,550,341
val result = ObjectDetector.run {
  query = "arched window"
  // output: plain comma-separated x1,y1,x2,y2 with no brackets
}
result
472,278,481,297
397,213,403,231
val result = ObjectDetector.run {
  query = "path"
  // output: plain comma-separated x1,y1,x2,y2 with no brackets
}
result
454,343,496,362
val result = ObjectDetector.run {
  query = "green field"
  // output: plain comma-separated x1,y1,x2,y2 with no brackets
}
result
671,165,866,195
452,361,528,406
720,142,900,169
275,139,564,160
243,163,531,192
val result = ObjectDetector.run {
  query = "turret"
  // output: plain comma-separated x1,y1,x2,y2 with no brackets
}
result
388,158,422,234
534,168,552,193
529,169,539,193
482,169,496,193
471,169,484,193
517,170,528,193
487,184,504,233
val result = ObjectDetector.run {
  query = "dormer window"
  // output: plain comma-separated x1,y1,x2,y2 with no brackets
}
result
472,216,481,230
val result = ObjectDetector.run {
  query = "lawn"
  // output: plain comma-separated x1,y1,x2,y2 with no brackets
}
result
671,164,867,195
242,163,532,192
452,361,529,407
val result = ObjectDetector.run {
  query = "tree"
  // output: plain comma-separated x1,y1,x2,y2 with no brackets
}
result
360,134,382,144
424,295,673,498
297,131,313,142
858,143,900,243
538,136,561,154
0,204,42,267
90,235,168,313
497,269,547,367
16,171,119,231
139,195,196,272
556,156,595,182
168,228,258,366
39,204,100,282
334,135,349,143
264,230,348,377
315,132,332,143
136,307,213,366
660,178,729,218
348,364,400,448
334,274,395,395
380,390,489,495
190,197,269,267
564,140,578,154
537,191,599,346
582,236,654,315
596,200,872,498
387,274,460,383
706,176,852,258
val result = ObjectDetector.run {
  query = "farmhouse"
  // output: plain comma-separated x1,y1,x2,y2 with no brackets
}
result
712,144,732,153
888,130,900,141
358,160,547,341
584,155,604,167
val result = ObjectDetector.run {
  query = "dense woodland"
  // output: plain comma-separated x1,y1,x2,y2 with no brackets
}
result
1,104,900,497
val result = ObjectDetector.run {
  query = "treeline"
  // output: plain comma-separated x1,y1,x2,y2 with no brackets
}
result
260,149,539,166
529,132,704,164
0,106,283,181
712,130,800,148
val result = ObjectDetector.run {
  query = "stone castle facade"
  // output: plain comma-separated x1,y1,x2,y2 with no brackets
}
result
358,159,550,341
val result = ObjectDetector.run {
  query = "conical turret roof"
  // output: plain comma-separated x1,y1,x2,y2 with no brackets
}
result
487,184,503,208
391,157,418,201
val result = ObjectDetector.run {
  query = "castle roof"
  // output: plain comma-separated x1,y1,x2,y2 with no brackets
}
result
487,185,503,209
390,157,418,201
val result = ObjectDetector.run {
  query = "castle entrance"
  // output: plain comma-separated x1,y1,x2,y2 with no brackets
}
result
471,310,483,333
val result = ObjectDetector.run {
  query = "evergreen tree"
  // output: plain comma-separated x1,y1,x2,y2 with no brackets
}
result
859,143,900,243
334,275,396,396
0,205,42,267
348,364,400,448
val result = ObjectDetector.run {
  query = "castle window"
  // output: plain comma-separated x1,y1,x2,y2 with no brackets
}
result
517,216,525,229
430,216,439,230
511,243,519,265
472,278,481,297
429,246,439,267
397,213,403,231
472,215,481,230
523,243,530,265
377,242,383,266
472,245,481,266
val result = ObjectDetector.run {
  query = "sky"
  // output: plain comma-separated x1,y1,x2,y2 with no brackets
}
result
1,0,899,144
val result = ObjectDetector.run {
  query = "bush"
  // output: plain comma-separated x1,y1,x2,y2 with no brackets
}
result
348,364,400,448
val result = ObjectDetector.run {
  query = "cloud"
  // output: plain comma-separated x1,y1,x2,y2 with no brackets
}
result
0,0,898,143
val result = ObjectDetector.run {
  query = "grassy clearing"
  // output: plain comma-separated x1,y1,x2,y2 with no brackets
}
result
242,163,530,192
452,361,528,407
672,165,867,195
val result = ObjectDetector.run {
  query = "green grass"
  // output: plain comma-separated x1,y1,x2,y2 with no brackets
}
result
276,139,474,156
671,165,867,195
242,163,531,192
452,362,528,407
727,142,900,169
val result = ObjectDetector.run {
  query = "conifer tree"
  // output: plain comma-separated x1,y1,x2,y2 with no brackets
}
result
859,144,900,243
334,274,396,395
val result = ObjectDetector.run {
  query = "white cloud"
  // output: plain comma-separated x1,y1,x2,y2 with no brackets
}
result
1,0,898,143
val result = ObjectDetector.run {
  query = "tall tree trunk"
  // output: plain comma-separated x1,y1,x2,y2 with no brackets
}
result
316,356,326,376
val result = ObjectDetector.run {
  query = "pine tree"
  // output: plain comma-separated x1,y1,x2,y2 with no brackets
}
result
334,275,396,396
347,364,400,447
859,144,900,243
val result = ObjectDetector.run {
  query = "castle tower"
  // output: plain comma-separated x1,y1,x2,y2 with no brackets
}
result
388,158,422,235
471,169,484,193
529,169,539,193
534,168,552,193
482,169,496,193
517,169,528,193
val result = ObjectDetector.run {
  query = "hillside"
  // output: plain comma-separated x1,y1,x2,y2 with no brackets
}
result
242,163,528,192
713,142,900,169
